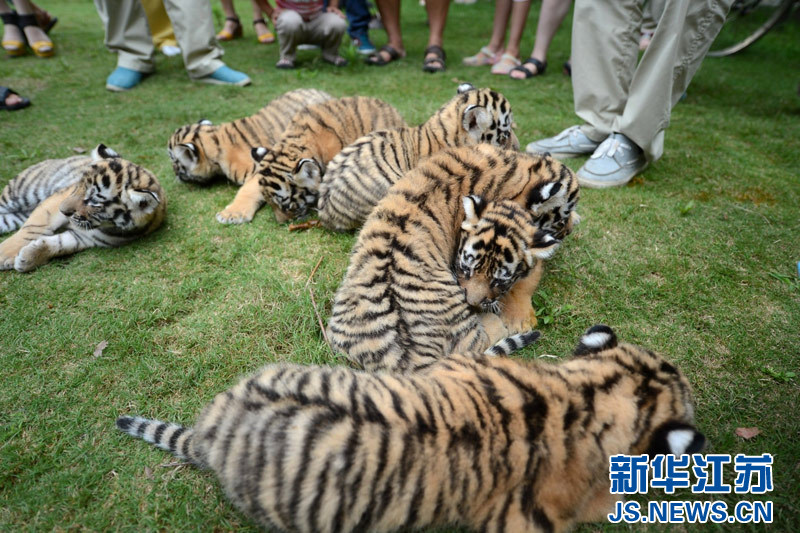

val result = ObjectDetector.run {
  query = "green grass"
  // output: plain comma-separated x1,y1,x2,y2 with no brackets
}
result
2,0,799,530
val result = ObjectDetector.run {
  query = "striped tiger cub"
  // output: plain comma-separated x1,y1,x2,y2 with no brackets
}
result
327,144,579,373
0,145,165,272
216,96,407,224
116,325,704,533
318,83,520,231
167,88,333,185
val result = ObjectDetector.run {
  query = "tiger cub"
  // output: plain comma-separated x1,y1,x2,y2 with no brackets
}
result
167,88,333,185
116,325,704,533
318,83,519,231
0,145,165,272
216,96,407,224
327,144,579,373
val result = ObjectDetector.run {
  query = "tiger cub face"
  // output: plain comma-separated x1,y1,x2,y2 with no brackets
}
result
456,195,560,311
60,145,165,233
167,119,220,184
251,144,322,223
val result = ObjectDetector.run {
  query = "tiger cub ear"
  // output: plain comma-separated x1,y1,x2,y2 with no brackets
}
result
646,420,706,457
461,195,486,231
573,325,618,356
128,189,162,215
251,146,269,162
524,231,561,266
173,143,199,169
292,158,322,191
457,82,476,94
198,118,213,126
463,104,492,140
91,144,120,160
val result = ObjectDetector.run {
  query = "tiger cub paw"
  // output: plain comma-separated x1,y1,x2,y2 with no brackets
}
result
216,207,253,225
0,255,15,271
15,240,49,272
502,307,538,335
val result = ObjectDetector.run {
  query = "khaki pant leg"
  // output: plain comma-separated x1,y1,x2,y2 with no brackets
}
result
275,10,307,60
162,0,225,78
306,11,347,57
616,0,732,160
571,0,642,143
94,0,155,73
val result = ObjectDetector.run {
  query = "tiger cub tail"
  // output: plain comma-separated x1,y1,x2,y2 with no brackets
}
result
484,330,541,356
116,416,201,465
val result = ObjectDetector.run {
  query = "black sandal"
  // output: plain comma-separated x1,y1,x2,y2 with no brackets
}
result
365,44,403,66
563,60,572,77
509,57,547,79
422,44,446,73
0,86,31,111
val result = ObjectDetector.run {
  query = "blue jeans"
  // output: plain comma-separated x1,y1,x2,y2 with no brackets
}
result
329,0,370,39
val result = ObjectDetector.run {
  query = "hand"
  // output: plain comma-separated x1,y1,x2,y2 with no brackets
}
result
326,6,345,18
270,7,283,23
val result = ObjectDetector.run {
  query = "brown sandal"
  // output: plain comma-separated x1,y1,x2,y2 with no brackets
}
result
422,44,446,73
365,44,404,66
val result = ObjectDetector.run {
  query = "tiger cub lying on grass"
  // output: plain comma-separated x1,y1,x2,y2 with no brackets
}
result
167,88,333,185
0,145,165,272
318,83,519,231
217,96,407,224
327,144,579,373
116,325,704,533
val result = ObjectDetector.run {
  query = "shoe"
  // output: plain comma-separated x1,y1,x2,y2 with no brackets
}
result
462,45,499,67
422,45,446,73
18,13,54,57
577,133,647,188
197,65,251,86
216,16,242,41
106,67,145,92
276,57,296,69
490,53,520,75
0,86,31,111
365,44,404,66
322,54,348,67
297,44,320,50
509,57,547,79
525,125,600,159
253,18,275,44
352,34,376,55
160,44,181,56
1,12,25,56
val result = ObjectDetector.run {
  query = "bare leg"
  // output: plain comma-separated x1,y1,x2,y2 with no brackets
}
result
502,0,532,59
423,0,449,69
373,0,405,59
218,0,240,38
215,176,265,225
486,0,512,54
0,1,24,48
251,0,275,41
11,0,52,50
509,0,571,78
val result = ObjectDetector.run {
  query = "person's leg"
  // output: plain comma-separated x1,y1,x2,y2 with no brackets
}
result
423,0,450,70
274,9,306,65
572,0,641,142
162,0,226,79
342,0,370,40
463,0,511,66
509,0,569,78
503,0,531,59
615,0,732,161
371,0,405,61
251,0,275,43
309,11,347,63
217,0,241,40
11,0,52,55
94,0,156,74
1,2,24,55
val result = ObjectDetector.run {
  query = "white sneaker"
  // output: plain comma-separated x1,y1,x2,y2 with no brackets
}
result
525,125,601,159
577,133,647,188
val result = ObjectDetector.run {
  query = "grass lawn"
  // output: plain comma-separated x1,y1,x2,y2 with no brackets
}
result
1,0,798,530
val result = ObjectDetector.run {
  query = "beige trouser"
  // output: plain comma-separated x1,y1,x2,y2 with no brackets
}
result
275,10,347,60
94,0,224,79
572,0,733,161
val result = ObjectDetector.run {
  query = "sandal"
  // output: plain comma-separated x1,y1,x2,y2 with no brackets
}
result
276,57,295,69
322,54,348,67
1,12,24,57
422,44,446,73
490,53,520,75
509,57,547,79
0,87,31,111
18,13,53,58
216,16,242,41
253,18,275,44
365,44,404,66
563,60,571,77
462,45,499,67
